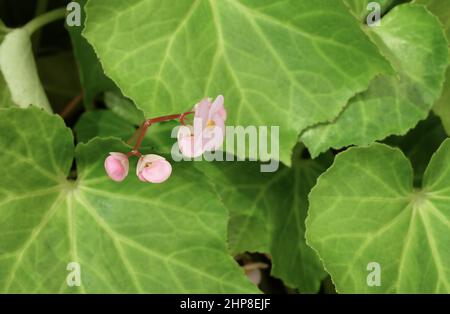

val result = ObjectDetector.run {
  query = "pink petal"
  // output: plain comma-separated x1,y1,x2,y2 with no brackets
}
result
136,157,145,177
210,95,226,121
136,154,165,176
104,153,129,182
177,126,204,158
177,125,193,140
194,98,210,129
141,159,172,183
138,172,147,182
178,136,204,158
203,117,225,152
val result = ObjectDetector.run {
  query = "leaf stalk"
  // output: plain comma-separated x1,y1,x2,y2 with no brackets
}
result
24,7,66,34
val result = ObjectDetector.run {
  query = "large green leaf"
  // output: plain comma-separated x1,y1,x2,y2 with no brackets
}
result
0,29,51,112
83,0,393,164
307,140,450,293
414,0,450,135
301,4,449,157
197,148,331,292
0,107,257,293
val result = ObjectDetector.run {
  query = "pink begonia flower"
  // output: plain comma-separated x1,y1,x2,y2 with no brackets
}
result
177,125,204,158
177,95,226,157
104,152,129,182
136,154,172,183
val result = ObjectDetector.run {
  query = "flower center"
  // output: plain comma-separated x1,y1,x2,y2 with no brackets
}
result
206,119,216,128
144,162,153,168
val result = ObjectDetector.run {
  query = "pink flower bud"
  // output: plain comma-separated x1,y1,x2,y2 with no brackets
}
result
104,152,129,182
136,154,172,183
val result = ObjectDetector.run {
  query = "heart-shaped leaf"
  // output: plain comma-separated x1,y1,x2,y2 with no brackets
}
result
301,4,449,157
83,0,392,164
307,139,450,293
0,107,257,293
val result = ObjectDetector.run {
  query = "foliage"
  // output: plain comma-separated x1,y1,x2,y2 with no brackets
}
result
0,0,448,294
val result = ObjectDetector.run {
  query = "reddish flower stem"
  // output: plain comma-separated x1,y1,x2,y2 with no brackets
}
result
126,111,194,158
59,92,83,119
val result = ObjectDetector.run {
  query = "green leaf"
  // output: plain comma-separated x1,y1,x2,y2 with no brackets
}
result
196,160,273,256
104,92,145,126
414,0,450,39
268,154,330,292
0,29,51,112
0,107,257,293
434,65,450,135
414,0,450,135
434,64,450,135
67,0,116,108
83,0,392,165
74,110,136,143
197,148,331,292
343,0,398,21
301,4,449,157
74,109,176,153
307,140,450,293
384,113,448,186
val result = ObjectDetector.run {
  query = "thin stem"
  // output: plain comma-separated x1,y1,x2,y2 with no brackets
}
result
126,150,142,158
32,0,50,47
24,7,66,34
128,111,194,157
126,126,142,146
180,111,194,125
131,121,152,154
59,92,83,119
